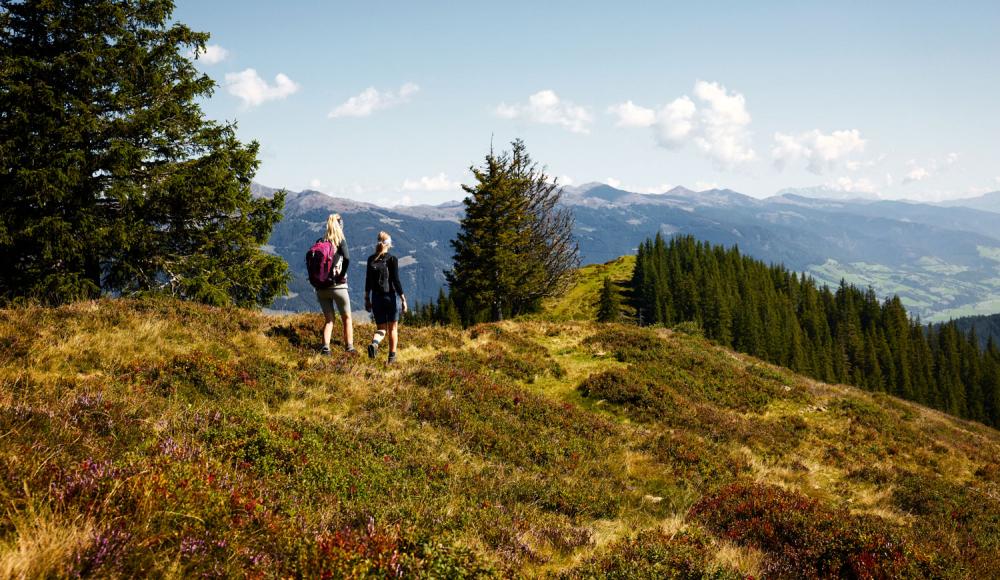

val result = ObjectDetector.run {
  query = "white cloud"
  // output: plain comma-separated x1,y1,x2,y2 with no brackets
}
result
606,177,622,188
771,129,866,174
901,153,960,185
376,194,415,208
194,44,228,64
224,68,300,108
495,90,592,134
607,100,656,127
309,178,322,189
691,81,755,166
903,164,930,184
695,181,721,191
638,182,674,194
828,176,879,194
654,96,697,148
401,172,460,192
559,175,574,186
608,81,754,167
995,176,1000,185
329,83,419,119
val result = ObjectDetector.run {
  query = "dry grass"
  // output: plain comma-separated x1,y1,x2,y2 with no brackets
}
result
0,507,93,580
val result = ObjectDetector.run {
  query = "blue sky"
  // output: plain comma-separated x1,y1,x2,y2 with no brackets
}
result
175,0,1000,205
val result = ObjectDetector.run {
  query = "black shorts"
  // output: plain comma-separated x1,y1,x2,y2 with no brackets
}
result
371,292,399,324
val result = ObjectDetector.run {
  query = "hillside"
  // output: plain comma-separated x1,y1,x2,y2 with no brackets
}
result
3,299,1000,577
539,256,636,322
946,312,1000,349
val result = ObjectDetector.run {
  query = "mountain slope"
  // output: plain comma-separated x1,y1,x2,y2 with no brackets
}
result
2,298,999,577
259,183,1000,322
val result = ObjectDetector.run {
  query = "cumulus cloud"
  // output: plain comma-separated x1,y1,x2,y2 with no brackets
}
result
607,81,754,167
607,100,656,127
329,83,419,118
309,178,322,189
901,153,959,185
495,90,592,134
694,181,721,191
224,69,300,108
771,129,866,174
193,44,228,64
605,177,622,189
401,172,460,192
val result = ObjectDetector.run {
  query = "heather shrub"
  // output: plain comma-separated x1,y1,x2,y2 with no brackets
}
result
583,326,668,362
143,351,292,407
560,527,734,579
690,481,925,578
891,471,1000,576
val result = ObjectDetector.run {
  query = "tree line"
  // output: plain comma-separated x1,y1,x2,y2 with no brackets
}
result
631,234,1000,427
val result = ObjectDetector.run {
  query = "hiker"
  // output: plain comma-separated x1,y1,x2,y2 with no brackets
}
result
364,231,408,364
308,214,355,355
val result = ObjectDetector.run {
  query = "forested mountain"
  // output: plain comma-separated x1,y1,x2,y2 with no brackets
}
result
258,182,1000,322
631,234,1000,427
945,313,1000,350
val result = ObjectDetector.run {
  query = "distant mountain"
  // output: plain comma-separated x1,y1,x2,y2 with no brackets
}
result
775,185,881,201
257,182,1000,322
944,313,1000,349
939,191,1000,214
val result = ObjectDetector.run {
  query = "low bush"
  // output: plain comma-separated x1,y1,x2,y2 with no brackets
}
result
690,481,926,578
560,527,733,579
583,326,668,363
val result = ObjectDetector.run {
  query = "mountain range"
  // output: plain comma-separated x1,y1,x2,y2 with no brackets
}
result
255,182,1000,323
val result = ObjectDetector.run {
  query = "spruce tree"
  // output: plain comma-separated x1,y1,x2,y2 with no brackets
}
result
0,0,287,306
596,276,621,323
448,139,578,322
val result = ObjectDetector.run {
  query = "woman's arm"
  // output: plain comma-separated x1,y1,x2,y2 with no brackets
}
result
389,256,407,312
338,240,350,277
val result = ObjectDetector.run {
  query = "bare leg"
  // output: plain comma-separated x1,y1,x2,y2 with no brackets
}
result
322,312,335,348
342,312,353,349
388,321,398,353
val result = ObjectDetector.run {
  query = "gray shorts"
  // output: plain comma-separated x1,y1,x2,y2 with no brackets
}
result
316,286,351,318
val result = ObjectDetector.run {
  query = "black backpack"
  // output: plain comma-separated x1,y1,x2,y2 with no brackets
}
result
372,256,392,293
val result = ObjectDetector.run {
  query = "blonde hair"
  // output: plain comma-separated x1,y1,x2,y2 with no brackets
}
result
374,231,392,260
324,214,345,246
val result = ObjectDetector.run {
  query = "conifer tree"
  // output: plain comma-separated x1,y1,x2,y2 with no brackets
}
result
447,139,578,323
596,276,621,323
0,0,288,306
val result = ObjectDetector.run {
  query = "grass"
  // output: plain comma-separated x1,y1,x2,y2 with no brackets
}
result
2,297,1000,577
539,256,636,322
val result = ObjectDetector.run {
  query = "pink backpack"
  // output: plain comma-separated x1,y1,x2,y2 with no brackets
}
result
305,240,343,289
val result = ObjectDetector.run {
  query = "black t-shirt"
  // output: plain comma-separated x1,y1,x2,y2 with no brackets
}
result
365,253,404,296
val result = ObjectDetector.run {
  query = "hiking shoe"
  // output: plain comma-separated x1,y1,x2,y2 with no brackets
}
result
345,346,357,354
320,345,331,356
367,343,377,359
387,352,397,365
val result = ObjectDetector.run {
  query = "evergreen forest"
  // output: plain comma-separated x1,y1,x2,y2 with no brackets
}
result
631,234,1000,427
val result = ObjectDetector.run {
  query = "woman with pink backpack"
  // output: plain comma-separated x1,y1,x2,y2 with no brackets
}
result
306,214,355,355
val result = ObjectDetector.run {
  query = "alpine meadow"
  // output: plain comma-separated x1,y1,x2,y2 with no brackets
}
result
4,1,1000,579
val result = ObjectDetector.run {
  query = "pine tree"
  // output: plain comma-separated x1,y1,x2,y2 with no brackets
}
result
0,0,288,306
447,139,578,322
596,276,621,323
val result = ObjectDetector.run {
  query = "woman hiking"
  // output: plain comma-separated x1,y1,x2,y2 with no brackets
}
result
313,214,355,355
364,231,408,364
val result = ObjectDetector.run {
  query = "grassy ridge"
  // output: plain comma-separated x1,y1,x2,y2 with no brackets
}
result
540,256,635,322
2,298,1000,577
